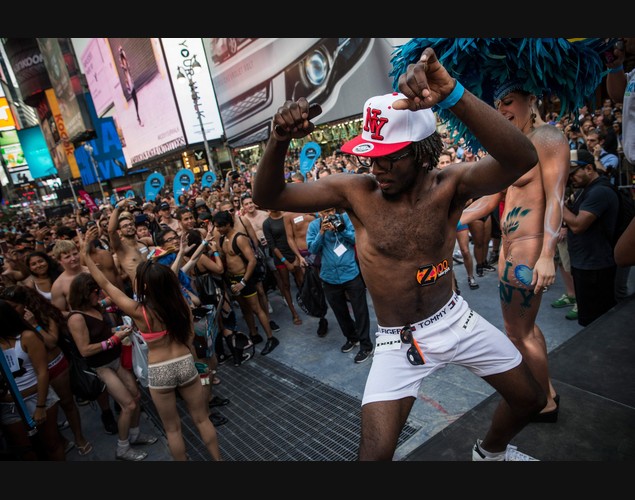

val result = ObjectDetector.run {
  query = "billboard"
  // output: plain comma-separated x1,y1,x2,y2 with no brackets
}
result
78,37,117,116
161,38,224,144
0,97,17,131
105,38,186,167
0,129,27,179
73,93,126,185
203,38,400,148
17,126,57,179
3,38,51,106
37,38,87,143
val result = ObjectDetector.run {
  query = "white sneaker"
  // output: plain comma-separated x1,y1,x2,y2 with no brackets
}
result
472,439,539,461
130,432,158,446
116,447,148,461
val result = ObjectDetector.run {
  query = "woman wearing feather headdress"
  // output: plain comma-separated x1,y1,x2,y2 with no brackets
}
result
459,80,569,424
393,38,613,427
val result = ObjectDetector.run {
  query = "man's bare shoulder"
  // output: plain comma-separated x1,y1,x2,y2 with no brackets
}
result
50,276,65,291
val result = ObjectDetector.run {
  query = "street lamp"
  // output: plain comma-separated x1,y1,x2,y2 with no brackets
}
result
83,143,106,204
175,55,219,178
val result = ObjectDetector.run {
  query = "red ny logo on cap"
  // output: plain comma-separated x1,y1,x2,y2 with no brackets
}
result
364,107,389,141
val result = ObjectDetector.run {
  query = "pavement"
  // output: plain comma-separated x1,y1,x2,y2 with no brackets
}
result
47,246,634,462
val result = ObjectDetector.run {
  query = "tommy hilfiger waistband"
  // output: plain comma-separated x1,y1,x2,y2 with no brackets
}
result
377,292,461,335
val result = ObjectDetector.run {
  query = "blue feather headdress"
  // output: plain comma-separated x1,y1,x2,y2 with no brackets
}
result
389,38,616,152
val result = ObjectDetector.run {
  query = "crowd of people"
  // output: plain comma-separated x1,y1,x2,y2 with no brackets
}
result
1,39,634,461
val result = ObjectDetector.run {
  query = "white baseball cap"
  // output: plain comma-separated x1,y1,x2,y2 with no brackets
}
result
341,92,437,157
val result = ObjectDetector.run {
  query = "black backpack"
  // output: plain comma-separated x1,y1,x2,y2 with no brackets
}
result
296,265,328,318
220,232,267,281
607,184,635,247
58,332,106,402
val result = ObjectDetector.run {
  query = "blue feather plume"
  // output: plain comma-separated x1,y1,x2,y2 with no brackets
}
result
390,38,616,152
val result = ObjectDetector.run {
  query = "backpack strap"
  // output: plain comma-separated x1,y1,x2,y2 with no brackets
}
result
231,232,251,264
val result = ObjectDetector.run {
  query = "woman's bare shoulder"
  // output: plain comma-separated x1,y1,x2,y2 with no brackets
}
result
532,123,568,145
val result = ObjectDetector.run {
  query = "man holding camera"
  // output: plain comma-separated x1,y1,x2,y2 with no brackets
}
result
306,208,372,363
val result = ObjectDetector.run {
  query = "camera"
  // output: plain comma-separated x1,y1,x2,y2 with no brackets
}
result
326,214,345,232
86,220,97,229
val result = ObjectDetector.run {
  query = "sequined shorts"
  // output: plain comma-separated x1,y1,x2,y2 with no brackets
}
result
147,354,199,390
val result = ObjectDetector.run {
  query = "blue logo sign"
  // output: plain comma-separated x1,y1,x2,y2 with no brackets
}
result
299,142,321,178
201,171,217,188
173,168,194,204
144,172,165,202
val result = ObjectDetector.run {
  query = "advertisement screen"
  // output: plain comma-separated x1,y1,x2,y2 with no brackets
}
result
9,165,34,185
37,38,87,143
0,97,17,131
78,37,117,117
77,38,186,168
1,129,25,169
203,38,400,148
105,37,186,167
17,126,57,179
161,38,224,144
73,92,126,185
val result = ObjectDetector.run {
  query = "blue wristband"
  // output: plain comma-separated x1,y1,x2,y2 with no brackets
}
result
437,81,465,110
609,65,624,74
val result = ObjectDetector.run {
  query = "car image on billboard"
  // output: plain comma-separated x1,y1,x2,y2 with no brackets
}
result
204,38,404,149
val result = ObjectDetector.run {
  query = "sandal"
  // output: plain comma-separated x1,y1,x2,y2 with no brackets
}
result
77,441,93,456
293,317,303,325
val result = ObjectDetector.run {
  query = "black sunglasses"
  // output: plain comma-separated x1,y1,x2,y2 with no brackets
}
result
354,148,413,172
400,324,425,366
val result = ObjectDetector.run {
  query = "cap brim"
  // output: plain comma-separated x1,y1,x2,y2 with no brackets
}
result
569,159,591,171
569,164,584,174
340,135,412,158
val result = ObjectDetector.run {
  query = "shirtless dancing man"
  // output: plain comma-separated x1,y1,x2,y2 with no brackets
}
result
253,47,546,461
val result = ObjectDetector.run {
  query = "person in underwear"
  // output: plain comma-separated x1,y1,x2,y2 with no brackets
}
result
80,223,222,461
21,251,63,301
438,151,478,292
253,46,547,461
284,208,330,336
66,272,158,461
460,79,569,423
213,209,278,356
0,285,92,456
0,299,65,460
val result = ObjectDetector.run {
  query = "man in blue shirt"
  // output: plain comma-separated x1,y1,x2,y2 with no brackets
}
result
306,208,373,363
